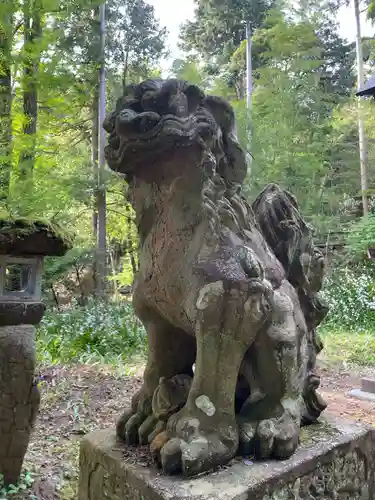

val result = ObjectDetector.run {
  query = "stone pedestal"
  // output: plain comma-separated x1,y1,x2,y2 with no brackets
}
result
0,325,40,485
78,419,375,500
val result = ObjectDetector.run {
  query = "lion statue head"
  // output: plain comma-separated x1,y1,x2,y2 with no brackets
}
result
103,78,248,189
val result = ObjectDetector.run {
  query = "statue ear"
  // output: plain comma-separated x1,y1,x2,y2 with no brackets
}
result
204,95,247,185
184,84,204,113
220,133,247,185
204,95,234,132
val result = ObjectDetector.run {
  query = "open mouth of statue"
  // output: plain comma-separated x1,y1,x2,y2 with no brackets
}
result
105,109,215,169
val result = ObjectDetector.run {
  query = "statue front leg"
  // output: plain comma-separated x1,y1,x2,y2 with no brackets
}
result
117,313,195,446
159,279,267,476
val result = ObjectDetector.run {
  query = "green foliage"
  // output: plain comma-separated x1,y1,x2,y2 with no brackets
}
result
180,0,276,97
318,262,375,366
37,299,146,364
321,265,375,331
248,15,331,213
346,214,375,259
180,0,276,60
0,471,34,499
171,58,209,87
180,1,355,101
367,0,375,21
0,0,13,204
111,0,167,88
43,246,93,286
0,0,165,291
174,6,359,235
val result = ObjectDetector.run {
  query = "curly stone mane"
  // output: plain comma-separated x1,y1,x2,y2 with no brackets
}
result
252,184,328,423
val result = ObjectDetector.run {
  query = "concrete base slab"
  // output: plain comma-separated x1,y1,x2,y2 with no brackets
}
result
78,418,375,500
348,388,375,402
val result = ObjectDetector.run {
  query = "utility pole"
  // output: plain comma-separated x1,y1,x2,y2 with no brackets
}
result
354,0,369,216
96,1,107,296
246,22,252,110
246,22,253,167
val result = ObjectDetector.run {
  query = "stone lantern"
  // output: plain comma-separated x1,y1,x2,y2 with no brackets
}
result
0,219,71,485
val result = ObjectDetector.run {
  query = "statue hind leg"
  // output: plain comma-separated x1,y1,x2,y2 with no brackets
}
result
117,308,196,446
238,280,305,459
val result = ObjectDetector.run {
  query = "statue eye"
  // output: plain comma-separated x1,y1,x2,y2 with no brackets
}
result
141,91,158,111
185,85,204,113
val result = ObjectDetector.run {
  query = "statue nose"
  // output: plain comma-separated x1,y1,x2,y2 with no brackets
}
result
168,92,188,117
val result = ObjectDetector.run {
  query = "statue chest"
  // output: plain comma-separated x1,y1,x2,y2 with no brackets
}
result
134,224,201,330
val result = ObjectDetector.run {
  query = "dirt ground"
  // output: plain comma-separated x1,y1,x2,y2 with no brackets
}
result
11,361,375,499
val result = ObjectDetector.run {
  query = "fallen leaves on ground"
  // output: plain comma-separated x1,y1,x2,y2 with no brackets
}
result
10,362,375,499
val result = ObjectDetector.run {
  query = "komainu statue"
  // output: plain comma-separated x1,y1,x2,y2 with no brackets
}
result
103,79,328,477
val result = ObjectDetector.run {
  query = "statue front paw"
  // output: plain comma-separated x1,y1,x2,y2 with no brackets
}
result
239,411,299,460
117,374,192,446
152,407,238,476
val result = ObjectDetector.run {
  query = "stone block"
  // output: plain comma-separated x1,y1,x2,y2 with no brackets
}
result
78,418,375,500
362,378,375,394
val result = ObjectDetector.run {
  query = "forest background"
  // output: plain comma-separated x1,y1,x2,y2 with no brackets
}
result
1,0,375,366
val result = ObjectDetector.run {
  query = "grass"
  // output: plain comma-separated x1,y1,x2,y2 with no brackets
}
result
320,327,375,366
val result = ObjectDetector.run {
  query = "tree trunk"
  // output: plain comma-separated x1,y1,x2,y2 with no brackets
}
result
0,3,13,203
122,49,129,93
94,3,107,298
18,0,41,179
126,204,137,277
92,88,99,240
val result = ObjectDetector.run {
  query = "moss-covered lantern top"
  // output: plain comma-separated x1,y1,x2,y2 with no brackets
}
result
0,218,72,302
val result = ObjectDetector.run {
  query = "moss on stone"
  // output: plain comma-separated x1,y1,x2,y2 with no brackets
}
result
0,214,73,257
300,419,341,446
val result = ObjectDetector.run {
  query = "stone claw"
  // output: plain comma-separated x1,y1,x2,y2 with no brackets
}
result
116,408,155,446
116,408,133,441
160,434,235,477
138,415,158,445
238,420,257,456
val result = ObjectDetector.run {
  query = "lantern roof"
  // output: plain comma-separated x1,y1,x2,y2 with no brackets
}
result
0,216,73,257
356,74,375,97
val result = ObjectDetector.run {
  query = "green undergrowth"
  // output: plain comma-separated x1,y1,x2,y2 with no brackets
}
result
37,299,147,365
0,471,34,500
317,265,375,367
319,327,375,366
36,289,375,369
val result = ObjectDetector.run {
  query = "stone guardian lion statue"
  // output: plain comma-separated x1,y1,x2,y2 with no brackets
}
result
103,78,328,477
